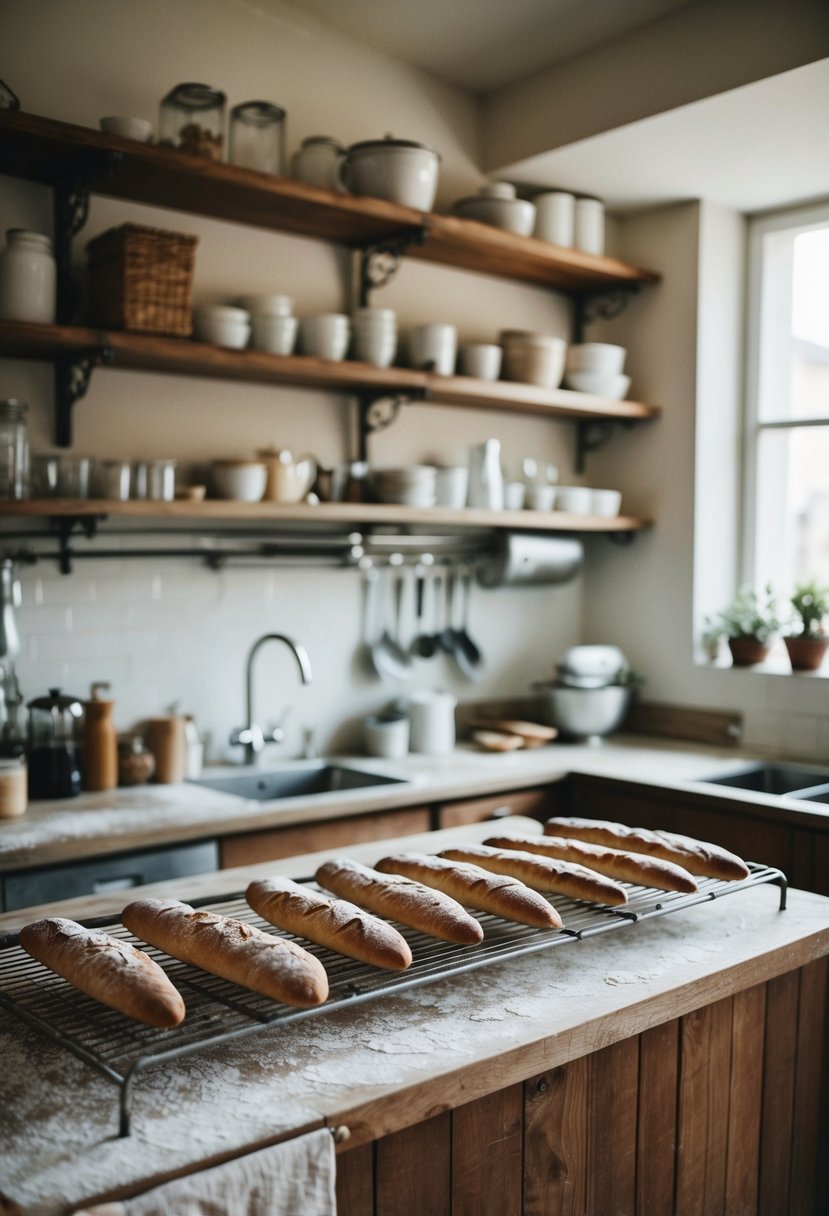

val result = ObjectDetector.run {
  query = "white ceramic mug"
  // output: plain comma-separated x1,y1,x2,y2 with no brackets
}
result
406,690,457,755
363,714,410,759
407,324,457,376
534,192,575,246
574,197,605,255
458,342,502,381
434,466,469,509
259,449,317,503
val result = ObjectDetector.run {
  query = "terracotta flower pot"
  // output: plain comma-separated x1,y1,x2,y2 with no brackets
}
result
783,635,829,672
728,636,770,667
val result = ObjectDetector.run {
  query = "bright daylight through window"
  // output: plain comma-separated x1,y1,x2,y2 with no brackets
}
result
746,205,829,596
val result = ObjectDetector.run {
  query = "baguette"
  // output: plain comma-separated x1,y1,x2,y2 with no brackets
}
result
486,833,699,894
440,844,628,906
247,876,412,971
315,858,483,945
122,898,328,1008
375,852,562,929
544,817,750,881
19,917,185,1028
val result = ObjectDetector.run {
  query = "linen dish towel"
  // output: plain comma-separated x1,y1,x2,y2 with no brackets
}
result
74,1127,337,1216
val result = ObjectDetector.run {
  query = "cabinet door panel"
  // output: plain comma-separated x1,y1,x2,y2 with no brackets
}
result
376,1113,450,1216
220,807,431,868
451,1085,523,1216
439,787,554,830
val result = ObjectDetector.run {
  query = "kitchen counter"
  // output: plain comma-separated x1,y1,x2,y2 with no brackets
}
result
0,732,808,875
0,818,827,1215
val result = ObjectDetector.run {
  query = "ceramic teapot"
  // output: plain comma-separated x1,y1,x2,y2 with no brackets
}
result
258,448,318,503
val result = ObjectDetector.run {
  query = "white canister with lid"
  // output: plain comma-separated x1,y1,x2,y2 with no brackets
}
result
534,191,576,246
406,690,457,756
574,197,605,256
290,136,345,191
0,230,57,323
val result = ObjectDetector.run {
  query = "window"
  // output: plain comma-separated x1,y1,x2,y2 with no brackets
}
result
745,203,829,595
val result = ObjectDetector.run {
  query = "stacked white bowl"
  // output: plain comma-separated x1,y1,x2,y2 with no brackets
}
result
563,343,630,400
299,312,351,361
500,330,567,389
370,465,437,506
237,293,298,356
351,306,397,368
193,304,251,349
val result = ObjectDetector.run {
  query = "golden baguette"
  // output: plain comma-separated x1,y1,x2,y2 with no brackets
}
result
20,917,185,1028
247,876,412,971
315,858,483,945
544,817,750,881
375,853,562,929
440,844,627,906
122,898,328,1008
485,833,699,894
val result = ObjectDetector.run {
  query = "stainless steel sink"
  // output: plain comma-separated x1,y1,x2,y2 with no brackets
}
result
702,762,829,798
189,761,408,802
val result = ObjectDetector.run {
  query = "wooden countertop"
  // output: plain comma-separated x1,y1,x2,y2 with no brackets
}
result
4,734,820,875
1,818,827,1214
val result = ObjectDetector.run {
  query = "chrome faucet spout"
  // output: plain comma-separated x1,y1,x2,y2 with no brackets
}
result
232,633,313,764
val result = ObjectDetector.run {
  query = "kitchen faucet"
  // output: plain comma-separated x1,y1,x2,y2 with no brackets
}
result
230,633,312,765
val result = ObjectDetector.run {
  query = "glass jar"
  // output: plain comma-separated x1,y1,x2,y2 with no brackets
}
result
230,101,286,175
290,136,345,191
0,399,29,499
0,229,57,323
26,687,83,799
159,82,226,160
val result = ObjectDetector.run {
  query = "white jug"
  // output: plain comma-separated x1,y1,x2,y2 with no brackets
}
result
467,438,504,510
407,690,456,755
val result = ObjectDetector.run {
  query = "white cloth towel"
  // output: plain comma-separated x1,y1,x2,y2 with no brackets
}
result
76,1127,337,1216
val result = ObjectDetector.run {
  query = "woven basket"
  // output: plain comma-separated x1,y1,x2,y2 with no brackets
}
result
86,223,198,336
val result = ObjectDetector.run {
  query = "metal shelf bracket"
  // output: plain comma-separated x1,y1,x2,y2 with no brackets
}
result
54,344,113,447
357,388,426,461
358,225,429,305
53,152,124,324
572,283,640,344
51,514,103,575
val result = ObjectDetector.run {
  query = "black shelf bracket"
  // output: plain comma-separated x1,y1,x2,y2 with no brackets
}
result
54,344,113,447
50,515,103,575
572,283,640,344
606,530,637,547
356,388,426,462
575,419,616,473
53,152,123,325
358,225,429,305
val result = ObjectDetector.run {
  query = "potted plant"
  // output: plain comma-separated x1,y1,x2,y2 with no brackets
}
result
716,584,781,667
784,578,829,672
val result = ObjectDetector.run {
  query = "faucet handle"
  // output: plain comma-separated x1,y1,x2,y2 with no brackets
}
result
265,703,294,745
230,724,265,751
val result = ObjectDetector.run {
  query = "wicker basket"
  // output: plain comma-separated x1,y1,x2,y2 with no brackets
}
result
86,223,198,336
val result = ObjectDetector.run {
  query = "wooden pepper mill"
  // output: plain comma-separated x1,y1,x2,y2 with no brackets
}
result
83,681,118,791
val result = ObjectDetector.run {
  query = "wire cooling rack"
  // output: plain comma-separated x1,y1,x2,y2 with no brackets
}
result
0,862,786,1135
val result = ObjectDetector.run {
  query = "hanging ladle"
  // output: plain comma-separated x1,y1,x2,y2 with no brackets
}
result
371,565,413,682
451,569,484,679
411,569,442,659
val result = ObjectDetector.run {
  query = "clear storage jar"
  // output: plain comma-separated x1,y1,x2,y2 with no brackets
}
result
0,229,57,323
230,101,286,175
159,82,226,160
0,399,29,499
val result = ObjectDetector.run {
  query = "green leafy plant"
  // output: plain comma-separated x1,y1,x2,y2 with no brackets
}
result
716,584,781,643
789,578,829,638
611,667,645,688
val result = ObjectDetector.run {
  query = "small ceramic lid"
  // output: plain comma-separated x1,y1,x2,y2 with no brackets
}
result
346,135,440,159
300,135,345,150
479,181,517,199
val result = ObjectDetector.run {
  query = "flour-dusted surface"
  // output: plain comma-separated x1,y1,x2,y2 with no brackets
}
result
1,836,827,1215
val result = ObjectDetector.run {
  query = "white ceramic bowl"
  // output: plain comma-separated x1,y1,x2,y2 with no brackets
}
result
99,116,153,142
540,685,631,740
590,488,622,517
453,189,536,236
563,370,631,399
193,306,251,349
235,293,294,317
554,485,593,514
299,313,351,360
503,481,526,510
458,342,502,381
407,324,457,376
434,466,469,508
352,329,397,367
211,460,267,502
340,138,440,211
566,342,626,375
250,313,298,355
525,484,556,511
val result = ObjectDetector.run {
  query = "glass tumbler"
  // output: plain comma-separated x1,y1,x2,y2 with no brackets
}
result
230,101,286,175
159,82,226,160
0,399,29,499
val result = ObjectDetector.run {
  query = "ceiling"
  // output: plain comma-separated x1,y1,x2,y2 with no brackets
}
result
281,0,694,92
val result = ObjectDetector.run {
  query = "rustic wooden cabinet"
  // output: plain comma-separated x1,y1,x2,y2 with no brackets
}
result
335,959,828,1216
436,785,556,829
219,805,432,868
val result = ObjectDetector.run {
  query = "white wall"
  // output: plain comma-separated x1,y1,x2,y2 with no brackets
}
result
0,0,588,757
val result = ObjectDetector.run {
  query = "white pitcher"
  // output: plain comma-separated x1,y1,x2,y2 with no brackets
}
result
467,438,504,510
407,690,457,756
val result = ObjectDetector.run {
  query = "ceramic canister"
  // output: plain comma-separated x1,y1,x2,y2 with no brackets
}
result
0,230,57,323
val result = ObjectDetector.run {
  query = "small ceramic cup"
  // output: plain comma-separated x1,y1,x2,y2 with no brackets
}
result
407,324,457,376
434,466,469,509
458,342,502,381
363,714,410,759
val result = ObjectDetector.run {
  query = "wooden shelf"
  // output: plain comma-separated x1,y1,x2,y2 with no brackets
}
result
0,111,659,294
0,322,661,424
0,499,652,534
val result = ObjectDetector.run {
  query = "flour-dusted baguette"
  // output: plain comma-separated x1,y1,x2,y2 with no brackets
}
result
544,817,750,881
247,876,412,971
315,858,483,945
440,844,628,906
122,898,328,1008
486,833,699,894
19,917,186,1028
375,853,563,929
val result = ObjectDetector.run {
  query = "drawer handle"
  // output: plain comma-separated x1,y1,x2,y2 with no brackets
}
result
488,806,513,820
92,875,143,894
